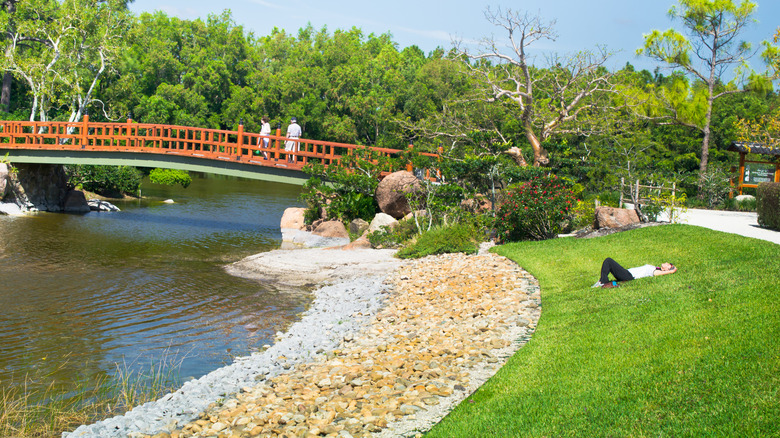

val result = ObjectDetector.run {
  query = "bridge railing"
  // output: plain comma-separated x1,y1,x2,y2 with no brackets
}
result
0,117,440,177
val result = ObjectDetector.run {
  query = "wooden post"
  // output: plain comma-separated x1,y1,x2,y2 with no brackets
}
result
406,144,414,173
275,127,281,161
81,114,89,148
236,121,244,160
635,179,640,206
738,152,746,195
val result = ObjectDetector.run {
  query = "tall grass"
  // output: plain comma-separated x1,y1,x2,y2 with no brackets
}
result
0,352,184,437
427,225,780,437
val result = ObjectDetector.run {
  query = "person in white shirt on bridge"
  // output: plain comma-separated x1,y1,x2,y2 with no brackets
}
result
285,117,302,163
259,116,271,160
592,257,677,288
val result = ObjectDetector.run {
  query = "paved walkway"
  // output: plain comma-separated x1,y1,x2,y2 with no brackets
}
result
679,208,780,245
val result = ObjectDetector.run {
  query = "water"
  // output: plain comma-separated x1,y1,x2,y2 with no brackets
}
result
0,173,306,399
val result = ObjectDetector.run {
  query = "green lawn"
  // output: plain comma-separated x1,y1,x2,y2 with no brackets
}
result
426,225,780,437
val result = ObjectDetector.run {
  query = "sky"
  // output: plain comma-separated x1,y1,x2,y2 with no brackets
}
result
128,0,780,74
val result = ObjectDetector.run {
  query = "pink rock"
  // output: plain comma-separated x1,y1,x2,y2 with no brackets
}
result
280,207,306,230
375,171,423,219
312,220,349,238
594,206,640,229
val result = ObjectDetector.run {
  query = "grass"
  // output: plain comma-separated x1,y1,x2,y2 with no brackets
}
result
0,353,183,437
426,224,780,437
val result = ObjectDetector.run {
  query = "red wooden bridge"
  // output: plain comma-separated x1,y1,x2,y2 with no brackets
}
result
0,117,438,185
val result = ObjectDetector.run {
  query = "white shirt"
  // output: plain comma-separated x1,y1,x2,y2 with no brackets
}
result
260,122,271,136
628,264,657,280
286,122,301,138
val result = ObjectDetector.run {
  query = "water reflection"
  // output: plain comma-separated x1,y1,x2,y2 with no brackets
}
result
0,174,305,397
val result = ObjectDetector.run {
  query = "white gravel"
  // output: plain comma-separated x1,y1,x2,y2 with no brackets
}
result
64,248,406,438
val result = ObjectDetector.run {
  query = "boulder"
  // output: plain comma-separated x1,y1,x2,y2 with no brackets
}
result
349,218,369,235
87,199,120,212
63,190,90,213
312,220,349,239
280,207,306,230
0,202,23,215
375,171,422,219
342,235,372,250
735,194,755,204
368,213,398,233
460,194,493,214
402,210,428,221
0,163,8,199
594,206,640,229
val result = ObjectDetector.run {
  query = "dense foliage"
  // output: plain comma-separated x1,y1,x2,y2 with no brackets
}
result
148,168,192,188
66,165,143,197
756,182,780,229
2,3,778,212
495,175,578,242
395,223,480,259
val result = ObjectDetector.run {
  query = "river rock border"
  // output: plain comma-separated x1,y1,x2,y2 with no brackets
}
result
168,252,541,438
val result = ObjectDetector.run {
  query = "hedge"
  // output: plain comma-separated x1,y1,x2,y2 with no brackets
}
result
757,182,780,230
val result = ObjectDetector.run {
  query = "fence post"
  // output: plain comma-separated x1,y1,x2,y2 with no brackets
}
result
275,127,281,161
620,177,624,208
635,179,640,206
236,120,244,160
81,114,89,148
406,144,414,173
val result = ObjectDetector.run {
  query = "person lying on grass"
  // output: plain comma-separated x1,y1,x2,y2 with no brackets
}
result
592,257,677,288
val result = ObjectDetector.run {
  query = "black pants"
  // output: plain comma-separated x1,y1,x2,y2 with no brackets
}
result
600,257,634,284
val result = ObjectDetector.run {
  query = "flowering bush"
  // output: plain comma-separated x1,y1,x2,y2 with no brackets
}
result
495,175,578,242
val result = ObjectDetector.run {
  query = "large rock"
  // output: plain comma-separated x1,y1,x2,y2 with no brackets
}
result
312,220,349,239
342,235,372,250
594,206,640,229
63,190,90,213
349,218,369,235
280,207,306,230
375,171,422,219
368,213,398,233
461,194,493,214
5,163,68,212
0,163,8,199
735,194,755,204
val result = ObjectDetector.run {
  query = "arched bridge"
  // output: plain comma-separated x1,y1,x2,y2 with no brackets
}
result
0,118,437,185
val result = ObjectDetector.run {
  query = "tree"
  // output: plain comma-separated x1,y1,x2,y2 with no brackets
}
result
453,7,621,167
637,0,777,181
1,0,129,122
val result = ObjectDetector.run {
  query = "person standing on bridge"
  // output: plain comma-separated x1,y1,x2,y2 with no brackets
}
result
285,117,302,163
259,116,271,160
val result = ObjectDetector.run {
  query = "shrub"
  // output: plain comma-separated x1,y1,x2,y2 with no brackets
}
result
757,182,780,230
396,223,480,259
367,219,418,249
571,199,596,230
328,192,377,223
495,175,578,242
66,165,143,197
698,167,732,208
148,168,191,188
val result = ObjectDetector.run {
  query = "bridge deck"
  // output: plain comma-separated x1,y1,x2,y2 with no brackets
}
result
0,118,437,184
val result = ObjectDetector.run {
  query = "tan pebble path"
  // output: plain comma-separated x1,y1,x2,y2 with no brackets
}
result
153,252,541,438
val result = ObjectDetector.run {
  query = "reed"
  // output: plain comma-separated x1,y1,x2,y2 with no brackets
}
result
0,352,184,437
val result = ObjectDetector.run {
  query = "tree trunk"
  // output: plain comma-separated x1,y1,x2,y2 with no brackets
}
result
698,83,716,193
524,127,549,166
1,72,11,113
